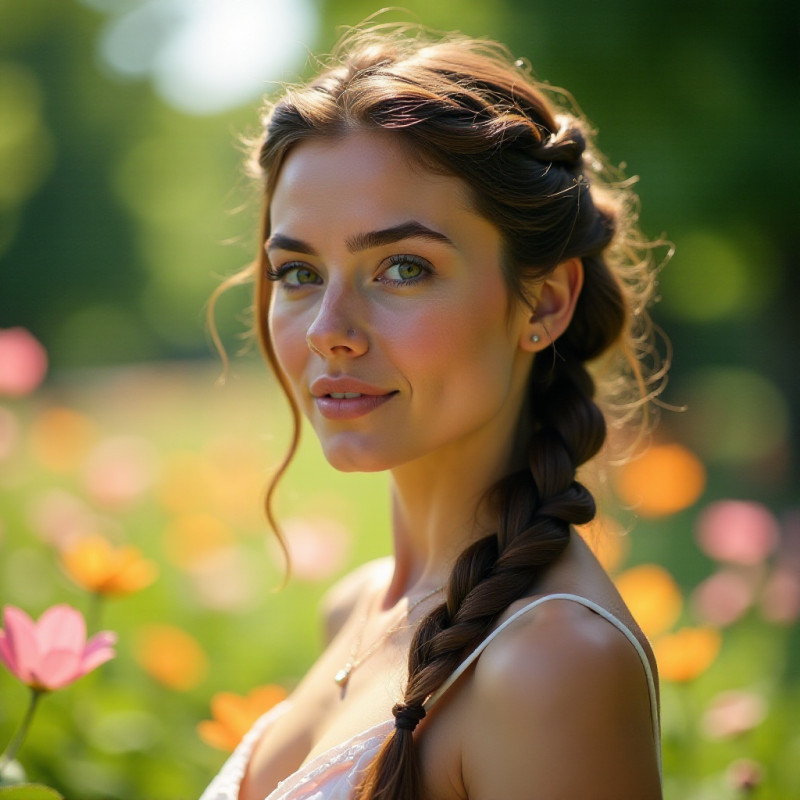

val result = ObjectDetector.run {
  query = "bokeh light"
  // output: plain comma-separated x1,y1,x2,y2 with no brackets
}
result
0,327,48,396
696,500,779,566
614,443,706,517
661,229,779,321
96,0,317,114
691,568,756,627
29,407,98,473
135,624,208,690
675,368,789,467
614,564,683,638
653,627,722,683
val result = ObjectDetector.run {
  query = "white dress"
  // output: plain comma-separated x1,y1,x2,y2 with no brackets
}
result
199,593,661,800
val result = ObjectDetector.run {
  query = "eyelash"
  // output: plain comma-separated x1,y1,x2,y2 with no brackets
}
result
265,263,315,286
266,255,434,290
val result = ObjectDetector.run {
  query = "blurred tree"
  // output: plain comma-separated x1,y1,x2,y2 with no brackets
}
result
0,0,797,499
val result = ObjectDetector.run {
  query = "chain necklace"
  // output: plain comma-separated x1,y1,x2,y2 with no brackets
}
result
334,584,446,689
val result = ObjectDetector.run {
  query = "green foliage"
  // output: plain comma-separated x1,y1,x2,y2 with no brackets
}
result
0,787,64,800
0,1,798,798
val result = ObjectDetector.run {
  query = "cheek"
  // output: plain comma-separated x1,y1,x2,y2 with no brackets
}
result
269,307,309,389
389,285,518,399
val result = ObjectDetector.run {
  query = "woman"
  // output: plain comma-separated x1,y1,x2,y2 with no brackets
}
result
203,23,665,800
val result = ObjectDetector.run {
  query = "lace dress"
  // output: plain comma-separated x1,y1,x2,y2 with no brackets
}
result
199,594,661,800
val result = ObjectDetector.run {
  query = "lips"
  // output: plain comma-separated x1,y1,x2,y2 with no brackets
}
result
310,376,397,420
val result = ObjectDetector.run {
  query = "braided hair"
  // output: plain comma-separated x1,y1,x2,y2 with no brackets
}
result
240,25,663,800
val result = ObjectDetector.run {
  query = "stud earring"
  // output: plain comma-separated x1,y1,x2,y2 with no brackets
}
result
530,333,540,343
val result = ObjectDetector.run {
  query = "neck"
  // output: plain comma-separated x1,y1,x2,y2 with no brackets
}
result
383,422,518,606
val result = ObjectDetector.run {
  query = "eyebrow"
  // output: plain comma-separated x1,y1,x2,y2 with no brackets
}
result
265,221,456,255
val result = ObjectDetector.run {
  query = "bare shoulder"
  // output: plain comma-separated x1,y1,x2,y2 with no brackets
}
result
462,598,662,800
319,556,393,644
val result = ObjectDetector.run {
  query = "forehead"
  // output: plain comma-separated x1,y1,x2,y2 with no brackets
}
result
269,130,479,237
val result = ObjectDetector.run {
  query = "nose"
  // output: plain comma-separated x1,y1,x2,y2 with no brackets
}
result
305,283,369,358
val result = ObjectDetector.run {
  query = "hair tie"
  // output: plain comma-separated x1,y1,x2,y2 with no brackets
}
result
392,702,426,732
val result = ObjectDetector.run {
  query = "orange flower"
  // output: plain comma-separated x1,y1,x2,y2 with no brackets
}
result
576,515,630,574
157,451,215,514
653,627,722,682
614,443,706,517
163,513,234,570
135,624,208,691
29,407,96,473
615,564,683,638
198,685,288,751
61,534,158,596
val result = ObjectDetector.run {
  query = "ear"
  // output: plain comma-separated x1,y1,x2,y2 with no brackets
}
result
519,257,584,352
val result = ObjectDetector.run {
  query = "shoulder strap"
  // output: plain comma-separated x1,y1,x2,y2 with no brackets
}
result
421,592,662,779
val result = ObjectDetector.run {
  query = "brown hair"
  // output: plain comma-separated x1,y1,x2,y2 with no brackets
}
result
215,23,666,800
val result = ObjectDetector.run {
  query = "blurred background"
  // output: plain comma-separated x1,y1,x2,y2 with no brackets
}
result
0,1,797,798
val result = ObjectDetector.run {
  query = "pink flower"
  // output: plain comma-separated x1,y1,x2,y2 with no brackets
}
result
0,328,48,397
0,605,116,691
691,568,757,627
696,500,779,566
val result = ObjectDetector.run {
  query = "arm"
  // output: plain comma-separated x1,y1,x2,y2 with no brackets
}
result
462,600,662,800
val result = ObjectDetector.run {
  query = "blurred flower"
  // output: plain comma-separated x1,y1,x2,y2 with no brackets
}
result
614,443,706,517
28,407,97,473
0,405,20,461
278,517,352,581
135,624,208,691
163,513,234,570
576,514,630,574
614,564,682,638
696,500,779,566
27,489,98,548
0,327,48,396
198,685,288,751
157,451,215,514
205,437,265,525
83,435,159,510
60,535,158,596
653,627,722,682
726,758,764,794
691,568,757,627
760,564,800,624
702,690,767,739
186,547,259,612
0,605,116,691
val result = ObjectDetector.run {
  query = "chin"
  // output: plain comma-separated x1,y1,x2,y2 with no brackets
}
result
319,435,399,474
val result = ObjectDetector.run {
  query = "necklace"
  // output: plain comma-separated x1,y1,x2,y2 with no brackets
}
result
334,584,446,689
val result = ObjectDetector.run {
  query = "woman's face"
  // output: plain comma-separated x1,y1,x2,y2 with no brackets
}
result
267,131,534,474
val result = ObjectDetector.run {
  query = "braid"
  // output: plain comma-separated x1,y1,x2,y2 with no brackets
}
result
357,350,611,800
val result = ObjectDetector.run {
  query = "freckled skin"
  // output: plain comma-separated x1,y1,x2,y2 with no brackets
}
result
268,131,533,475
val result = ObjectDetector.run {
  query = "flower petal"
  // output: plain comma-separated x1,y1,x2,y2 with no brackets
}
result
197,719,241,752
3,606,39,683
0,629,20,675
36,604,86,655
33,646,82,689
80,630,117,675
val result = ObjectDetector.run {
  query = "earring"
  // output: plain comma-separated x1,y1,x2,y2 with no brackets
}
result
530,333,540,343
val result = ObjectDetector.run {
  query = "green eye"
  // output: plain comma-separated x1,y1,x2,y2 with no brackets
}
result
382,256,431,285
397,262,422,280
295,267,318,284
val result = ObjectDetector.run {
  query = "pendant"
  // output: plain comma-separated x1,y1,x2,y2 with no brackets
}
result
334,664,352,688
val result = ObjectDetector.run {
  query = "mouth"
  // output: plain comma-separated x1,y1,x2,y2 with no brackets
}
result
313,390,398,420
